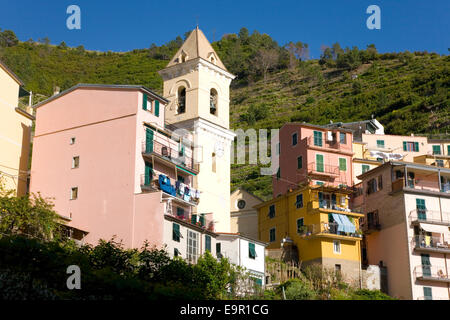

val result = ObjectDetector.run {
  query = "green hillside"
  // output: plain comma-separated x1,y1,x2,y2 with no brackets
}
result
0,28,448,200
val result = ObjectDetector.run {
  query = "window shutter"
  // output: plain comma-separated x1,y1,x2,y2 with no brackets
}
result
144,162,153,185
448,145,450,155
205,235,211,252
297,156,302,169
403,141,407,151
339,158,346,171
423,287,432,300
414,142,419,152
155,100,160,116
142,93,148,110
145,128,154,153
316,154,324,172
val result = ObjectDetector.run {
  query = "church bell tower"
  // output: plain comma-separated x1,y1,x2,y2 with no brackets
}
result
158,27,236,233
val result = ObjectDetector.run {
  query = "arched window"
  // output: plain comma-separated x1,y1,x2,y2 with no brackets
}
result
210,88,218,115
178,87,186,114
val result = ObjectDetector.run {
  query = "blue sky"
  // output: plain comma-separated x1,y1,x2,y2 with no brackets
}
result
1,0,449,58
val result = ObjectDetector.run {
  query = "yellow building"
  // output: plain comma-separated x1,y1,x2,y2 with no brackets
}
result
0,60,34,195
256,183,364,283
413,154,450,168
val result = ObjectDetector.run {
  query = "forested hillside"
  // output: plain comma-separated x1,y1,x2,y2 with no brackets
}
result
0,28,448,199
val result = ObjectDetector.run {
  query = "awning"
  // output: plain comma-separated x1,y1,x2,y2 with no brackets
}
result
420,223,449,234
339,214,356,234
332,214,346,233
176,165,197,176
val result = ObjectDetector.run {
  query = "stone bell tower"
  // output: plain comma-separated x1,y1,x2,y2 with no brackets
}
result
158,27,235,232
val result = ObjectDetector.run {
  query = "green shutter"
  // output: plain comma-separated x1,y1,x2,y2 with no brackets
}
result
448,145,450,156
205,235,211,252
403,141,407,151
314,131,322,147
191,214,197,225
339,158,347,171
432,145,441,155
362,164,370,173
377,140,385,148
249,242,256,258
142,93,148,110
145,128,154,153
416,199,426,220
414,142,419,152
155,100,160,117
316,154,324,172
423,287,432,300
145,162,153,185
172,223,180,242
297,156,302,169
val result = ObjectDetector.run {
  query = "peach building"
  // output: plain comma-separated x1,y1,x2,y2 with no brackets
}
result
357,161,450,300
273,123,354,197
0,60,34,195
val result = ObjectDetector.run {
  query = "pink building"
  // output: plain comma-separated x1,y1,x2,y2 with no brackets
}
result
30,84,212,251
273,123,354,197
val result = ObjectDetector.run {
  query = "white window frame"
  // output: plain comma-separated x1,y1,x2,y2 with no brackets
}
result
187,230,199,263
333,240,341,254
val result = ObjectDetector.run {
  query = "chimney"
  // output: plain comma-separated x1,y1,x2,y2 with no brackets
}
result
53,86,60,96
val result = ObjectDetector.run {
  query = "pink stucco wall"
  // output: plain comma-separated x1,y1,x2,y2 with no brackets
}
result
31,87,169,248
273,124,354,196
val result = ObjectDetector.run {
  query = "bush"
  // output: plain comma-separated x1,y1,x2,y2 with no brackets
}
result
282,278,316,300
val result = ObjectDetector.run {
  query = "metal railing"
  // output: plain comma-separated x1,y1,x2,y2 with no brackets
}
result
142,139,194,170
140,173,200,206
409,209,450,225
301,222,362,238
414,265,449,281
307,162,340,176
168,211,215,232
411,235,450,251
360,213,381,232
392,178,450,194
307,135,341,149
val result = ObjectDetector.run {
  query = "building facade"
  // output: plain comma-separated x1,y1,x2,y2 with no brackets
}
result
357,161,450,300
0,60,34,196
230,188,262,239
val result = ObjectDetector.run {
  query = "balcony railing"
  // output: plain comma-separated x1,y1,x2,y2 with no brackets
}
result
360,213,381,233
140,173,200,206
411,235,450,252
392,178,450,194
307,162,340,176
168,210,215,232
409,209,450,225
301,222,362,239
142,139,194,170
307,135,341,150
414,265,449,282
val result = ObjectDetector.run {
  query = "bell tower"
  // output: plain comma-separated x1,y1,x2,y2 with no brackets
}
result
158,27,236,233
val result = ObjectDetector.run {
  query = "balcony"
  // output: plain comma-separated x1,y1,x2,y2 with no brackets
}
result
360,213,381,234
307,135,340,150
307,200,364,217
167,210,215,232
300,222,362,240
411,235,450,254
140,173,200,206
391,178,450,195
308,162,340,177
142,139,195,171
409,209,450,226
414,265,450,283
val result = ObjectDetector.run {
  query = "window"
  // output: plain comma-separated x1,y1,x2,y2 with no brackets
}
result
313,131,323,147
339,132,346,144
177,87,186,114
72,156,79,169
268,205,275,218
237,200,246,209
403,141,419,152
367,178,377,195
448,145,450,156
174,248,180,257
187,230,199,263
378,175,383,190
295,194,303,209
269,228,276,242
292,133,298,146
276,167,280,180
216,242,222,258
335,264,342,275
362,164,370,173
276,143,280,155
142,93,153,111
70,137,76,145
297,156,303,169
176,207,185,219
432,145,441,155
316,181,324,186
421,254,431,277
248,242,256,259
205,235,211,252
70,187,78,200
172,223,180,242
416,199,427,220
316,154,324,172
436,160,444,167
212,153,216,173
376,140,385,148
154,100,160,117
423,287,432,300
210,88,218,115
297,218,304,233
333,240,341,254
339,158,347,171
177,175,185,183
